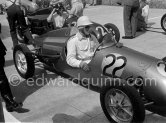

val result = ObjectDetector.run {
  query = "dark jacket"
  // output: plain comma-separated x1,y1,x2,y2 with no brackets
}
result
123,0,139,7
0,37,7,57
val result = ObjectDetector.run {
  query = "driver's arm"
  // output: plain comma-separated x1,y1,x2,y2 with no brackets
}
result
66,37,82,68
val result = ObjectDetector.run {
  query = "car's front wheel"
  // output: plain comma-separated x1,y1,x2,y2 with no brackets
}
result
104,23,120,43
161,13,166,32
100,84,145,123
13,44,35,79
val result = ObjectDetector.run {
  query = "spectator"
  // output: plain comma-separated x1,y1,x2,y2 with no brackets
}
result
68,0,84,18
0,37,22,112
122,0,140,39
5,0,35,49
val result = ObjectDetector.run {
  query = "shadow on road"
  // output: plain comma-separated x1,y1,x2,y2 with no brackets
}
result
146,105,166,117
5,59,14,67
146,29,166,35
52,106,104,123
15,107,30,113
10,66,59,103
136,30,147,37
52,113,83,123
0,25,10,40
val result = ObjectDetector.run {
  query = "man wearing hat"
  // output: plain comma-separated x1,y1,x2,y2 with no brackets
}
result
66,16,99,71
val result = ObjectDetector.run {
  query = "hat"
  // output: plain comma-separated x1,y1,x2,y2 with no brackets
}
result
77,16,93,27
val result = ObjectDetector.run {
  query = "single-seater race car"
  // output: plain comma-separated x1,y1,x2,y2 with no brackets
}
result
16,2,120,44
13,19,166,122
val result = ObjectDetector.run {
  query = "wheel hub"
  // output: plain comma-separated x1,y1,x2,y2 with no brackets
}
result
15,51,27,74
105,89,133,122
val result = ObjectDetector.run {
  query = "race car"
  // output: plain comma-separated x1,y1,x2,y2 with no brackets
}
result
16,2,120,43
13,18,166,122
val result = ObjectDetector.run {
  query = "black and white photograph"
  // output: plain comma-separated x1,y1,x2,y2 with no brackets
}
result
0,0,166,122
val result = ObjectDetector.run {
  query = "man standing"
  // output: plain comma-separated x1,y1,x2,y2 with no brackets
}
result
122,0,140,39
0,37,22,112
68,0,84,18
5,0,35,49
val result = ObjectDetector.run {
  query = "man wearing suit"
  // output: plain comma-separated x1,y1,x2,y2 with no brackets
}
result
0,37,22,112
122,0,140,39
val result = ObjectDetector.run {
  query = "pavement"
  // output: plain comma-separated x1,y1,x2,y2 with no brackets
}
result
0,5,166,123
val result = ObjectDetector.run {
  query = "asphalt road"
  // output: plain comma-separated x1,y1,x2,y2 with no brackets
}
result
0,5,166,123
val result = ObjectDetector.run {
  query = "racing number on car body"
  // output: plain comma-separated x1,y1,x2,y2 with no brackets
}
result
101,53,127,77
96,26,107,36
157,61,166,76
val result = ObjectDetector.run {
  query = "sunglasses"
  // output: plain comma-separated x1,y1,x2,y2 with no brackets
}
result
78,25,90,31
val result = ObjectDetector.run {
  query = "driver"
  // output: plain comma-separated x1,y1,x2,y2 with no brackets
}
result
66,16,99,71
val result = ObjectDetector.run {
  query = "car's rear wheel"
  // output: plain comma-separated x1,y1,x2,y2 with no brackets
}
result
104,23,120,43
161,13,166,32
100,84,145,123
13,44,35,79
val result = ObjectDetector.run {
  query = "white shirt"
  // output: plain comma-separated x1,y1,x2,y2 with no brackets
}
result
52,12,68,28
67,32,99,68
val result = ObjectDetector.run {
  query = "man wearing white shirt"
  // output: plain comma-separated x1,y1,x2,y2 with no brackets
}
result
68,0,83,18
66,16,99,71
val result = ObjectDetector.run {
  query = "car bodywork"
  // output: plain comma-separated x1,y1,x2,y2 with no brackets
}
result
37,27,166,105
13,2,166,122
13,22,166,122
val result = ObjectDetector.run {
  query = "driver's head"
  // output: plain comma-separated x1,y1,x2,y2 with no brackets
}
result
77,16,92,36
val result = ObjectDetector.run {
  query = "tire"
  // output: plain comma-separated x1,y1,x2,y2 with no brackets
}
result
104,23,120,43
100,84,145,123
13,44,35,79
161,13,166,32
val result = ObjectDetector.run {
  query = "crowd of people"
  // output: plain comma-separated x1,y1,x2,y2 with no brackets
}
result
0,0,151,113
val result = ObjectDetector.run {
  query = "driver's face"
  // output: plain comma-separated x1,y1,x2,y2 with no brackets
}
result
78,25,90,36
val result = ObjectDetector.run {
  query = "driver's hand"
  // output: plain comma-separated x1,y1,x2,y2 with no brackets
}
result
80,61,90,71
